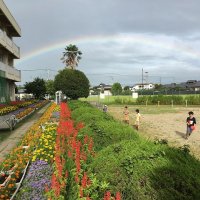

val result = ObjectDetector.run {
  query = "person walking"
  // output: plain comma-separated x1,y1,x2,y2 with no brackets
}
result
123,106,129,124
103,105,108,113
185,111,196,139
134,109,141,130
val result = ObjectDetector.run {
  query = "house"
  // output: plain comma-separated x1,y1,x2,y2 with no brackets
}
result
186,80,200,91
163,80,200,91
91,83,112,96
130,83,155,91
0,0,21,103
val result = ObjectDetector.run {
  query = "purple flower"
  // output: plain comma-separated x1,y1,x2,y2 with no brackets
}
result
16,160,53,200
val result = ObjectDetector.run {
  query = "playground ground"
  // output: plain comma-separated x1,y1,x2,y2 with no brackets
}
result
108,105,200,159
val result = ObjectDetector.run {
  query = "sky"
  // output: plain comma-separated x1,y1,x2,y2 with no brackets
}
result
4,0,200,86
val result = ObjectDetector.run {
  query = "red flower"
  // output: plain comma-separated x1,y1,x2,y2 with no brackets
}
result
81,172,88,188
116,192,121,200
104,191,111,200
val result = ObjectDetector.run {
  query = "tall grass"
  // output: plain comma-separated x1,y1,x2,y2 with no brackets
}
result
81,94,200,105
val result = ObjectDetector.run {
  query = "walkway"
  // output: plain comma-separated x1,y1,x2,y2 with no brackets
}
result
0,103,50,161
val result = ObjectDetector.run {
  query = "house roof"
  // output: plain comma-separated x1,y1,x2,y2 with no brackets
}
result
190,81,200,88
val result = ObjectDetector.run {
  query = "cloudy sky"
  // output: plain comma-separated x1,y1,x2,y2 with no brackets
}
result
4,0,200,86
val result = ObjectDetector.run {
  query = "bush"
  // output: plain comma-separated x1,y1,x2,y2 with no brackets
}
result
69,100,200,200
90,140,200,200
54,69,90,100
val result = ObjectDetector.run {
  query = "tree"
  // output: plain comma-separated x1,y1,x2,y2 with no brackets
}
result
45,80,55,96
61,44,82,70
154,84,163,90
54,69,89,100
124,86,130,91
111,82,122,95
25,77,46,99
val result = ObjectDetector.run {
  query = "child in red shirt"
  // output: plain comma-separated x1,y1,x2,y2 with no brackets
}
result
185,111,196,139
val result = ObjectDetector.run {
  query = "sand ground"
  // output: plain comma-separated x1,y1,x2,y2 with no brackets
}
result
108,105,200,159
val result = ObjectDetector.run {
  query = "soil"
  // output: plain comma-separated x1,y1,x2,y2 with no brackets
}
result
108,106,200,160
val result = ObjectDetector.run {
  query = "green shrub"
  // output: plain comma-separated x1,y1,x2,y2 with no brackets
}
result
71,105,138,151
89,140,200,200
69,100,200,200
54,69,90,99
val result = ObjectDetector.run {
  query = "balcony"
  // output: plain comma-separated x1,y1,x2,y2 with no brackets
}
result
0,0,21,37
0,31,20,58
0,61,21,82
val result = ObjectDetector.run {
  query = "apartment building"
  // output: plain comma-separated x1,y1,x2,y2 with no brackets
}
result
0,0,21,102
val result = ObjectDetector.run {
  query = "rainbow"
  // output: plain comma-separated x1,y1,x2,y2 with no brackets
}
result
16,33,200,65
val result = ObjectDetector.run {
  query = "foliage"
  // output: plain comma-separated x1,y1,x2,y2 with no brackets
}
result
54,69,90,100
69,100,200,200
90,140,200,200
24,77,46,99
111,83,122,96
61,44,82,70
121,90,132,95
136,95,184,105
45,80,55,96
123,86,130,91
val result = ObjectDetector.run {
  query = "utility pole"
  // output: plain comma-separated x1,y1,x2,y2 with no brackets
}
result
142,68,144,89
47,69,50,80
145,71,148,84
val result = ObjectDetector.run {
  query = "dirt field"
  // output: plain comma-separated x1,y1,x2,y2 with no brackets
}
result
108,105,200,159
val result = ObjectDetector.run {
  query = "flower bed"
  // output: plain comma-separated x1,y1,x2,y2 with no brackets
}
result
16,160,53,200
0,103,56,199
0,106,18,116
46,103,120,200
1,102,121,199
0,100,47,116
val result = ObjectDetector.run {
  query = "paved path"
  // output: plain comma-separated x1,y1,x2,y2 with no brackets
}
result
0,103,50,161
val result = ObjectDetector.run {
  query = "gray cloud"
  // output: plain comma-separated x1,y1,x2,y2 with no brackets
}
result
4,0,200,85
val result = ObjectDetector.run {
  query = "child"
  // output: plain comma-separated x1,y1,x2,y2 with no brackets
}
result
185,111,196,139
123,106,129,124
103,105,108,113
134,109,141,130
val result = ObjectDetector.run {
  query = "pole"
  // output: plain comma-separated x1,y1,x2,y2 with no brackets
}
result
142,68,144,89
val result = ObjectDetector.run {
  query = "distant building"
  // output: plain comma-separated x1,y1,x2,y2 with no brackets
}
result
15,89,33,100
185,80,200,91
130,83,155,91
163,80,200,91
0,0,21,102
91,83,112,96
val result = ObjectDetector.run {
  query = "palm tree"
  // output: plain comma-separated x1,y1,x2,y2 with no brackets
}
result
61,44,82,70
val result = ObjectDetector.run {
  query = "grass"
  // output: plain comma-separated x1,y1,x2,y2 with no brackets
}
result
80,95,137,104
68,101,200,200
80,94,200,106
108,105,181,115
